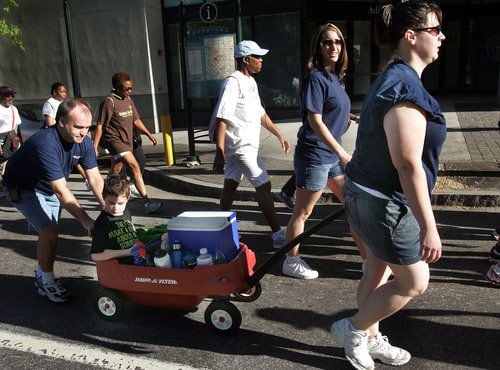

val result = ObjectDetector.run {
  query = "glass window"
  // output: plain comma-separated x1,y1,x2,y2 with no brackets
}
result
352,21,371,95
253,12,301,108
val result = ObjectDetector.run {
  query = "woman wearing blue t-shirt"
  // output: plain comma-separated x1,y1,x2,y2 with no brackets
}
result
330,1,446,368
282,23,365,279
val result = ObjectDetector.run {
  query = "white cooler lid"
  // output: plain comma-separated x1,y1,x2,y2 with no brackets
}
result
167,211,235,231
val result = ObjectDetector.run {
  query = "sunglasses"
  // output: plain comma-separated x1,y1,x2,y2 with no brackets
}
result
414,25,441,37
320,38,343,48
249,54,263,60
120,86,133,91
1,93,15,98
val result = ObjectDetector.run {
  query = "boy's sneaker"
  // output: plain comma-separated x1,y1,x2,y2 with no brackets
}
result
368,332,411,366
84,179,91,191
282,257,319,279
271,228,286,249
330,318,374,370
275,190,295,210
144,201,162,214
489,244,500,264
129,184,141,198
485,263,500,286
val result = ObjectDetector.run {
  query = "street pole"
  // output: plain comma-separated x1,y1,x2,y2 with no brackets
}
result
179,0,200,165
235,0,242,42
63,0,81,98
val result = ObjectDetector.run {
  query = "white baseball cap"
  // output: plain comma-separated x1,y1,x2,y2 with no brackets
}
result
234,40,269,59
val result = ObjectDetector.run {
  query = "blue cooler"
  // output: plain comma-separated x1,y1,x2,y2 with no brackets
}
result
167,211,240,261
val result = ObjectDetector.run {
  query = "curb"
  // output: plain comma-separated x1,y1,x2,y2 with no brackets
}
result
143,166,500,207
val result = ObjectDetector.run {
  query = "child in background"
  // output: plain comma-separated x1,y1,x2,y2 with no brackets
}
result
91,175,153,264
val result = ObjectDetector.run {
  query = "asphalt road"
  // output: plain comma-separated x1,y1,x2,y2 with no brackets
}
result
0,174,499,369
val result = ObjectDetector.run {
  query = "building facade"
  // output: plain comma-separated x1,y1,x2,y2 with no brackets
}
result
1,0,499,132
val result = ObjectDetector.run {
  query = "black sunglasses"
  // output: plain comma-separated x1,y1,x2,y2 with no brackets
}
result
1,93,16,98
413,25,441,36
120,86,133,91
249,54,263,60
320,38,343,48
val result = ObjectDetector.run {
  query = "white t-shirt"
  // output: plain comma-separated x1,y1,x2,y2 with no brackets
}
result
42,97,62,119
0,104,21,134
215,70,265,157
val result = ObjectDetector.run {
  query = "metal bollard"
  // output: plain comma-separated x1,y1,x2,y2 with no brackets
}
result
161,115,174,166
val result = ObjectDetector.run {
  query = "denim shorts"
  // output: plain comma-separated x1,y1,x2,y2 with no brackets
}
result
3,187,61,231
294,156,345,191
343,177,421,265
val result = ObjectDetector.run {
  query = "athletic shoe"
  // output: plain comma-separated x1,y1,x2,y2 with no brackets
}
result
368,332,411,366
85,179,91,191
282,257,319,279
35,272,71,303
489,244,500,264
144,201,162,214
271,228,286,249
330,318,374,370
129,184,141,198
275,190,295,210
485,263,500,286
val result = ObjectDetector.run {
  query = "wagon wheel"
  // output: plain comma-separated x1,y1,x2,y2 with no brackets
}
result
94,288,126,322
204,301,242,335
231,282,262,302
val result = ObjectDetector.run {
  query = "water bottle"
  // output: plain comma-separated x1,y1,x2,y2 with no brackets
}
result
196,248,213,266
171,241,183,269
182,249,197,269
213,249,225,264
154,249,172,268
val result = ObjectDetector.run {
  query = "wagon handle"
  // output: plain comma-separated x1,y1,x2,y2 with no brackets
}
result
245,207,345,287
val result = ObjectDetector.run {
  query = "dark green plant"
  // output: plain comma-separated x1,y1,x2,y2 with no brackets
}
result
0,0,24,50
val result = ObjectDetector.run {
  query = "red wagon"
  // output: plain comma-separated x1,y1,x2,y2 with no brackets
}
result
93,208,345,335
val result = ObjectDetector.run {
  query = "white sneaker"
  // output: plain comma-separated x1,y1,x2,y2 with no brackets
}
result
129,184,141,198
84,179,91,191
35,271,71,304
368,332,411,366
271,228,286,249
282,256,319,279
144,201,162,214
330,318,374,370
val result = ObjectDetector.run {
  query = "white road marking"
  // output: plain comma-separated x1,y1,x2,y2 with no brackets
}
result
0,329,198,369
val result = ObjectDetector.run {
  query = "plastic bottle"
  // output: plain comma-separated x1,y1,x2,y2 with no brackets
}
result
213,249,225,264
154,249,172,268
196,248,213,266
171,241,183,269
182,249,197,269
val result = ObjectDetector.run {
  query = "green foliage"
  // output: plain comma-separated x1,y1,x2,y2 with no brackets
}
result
0,0,24,50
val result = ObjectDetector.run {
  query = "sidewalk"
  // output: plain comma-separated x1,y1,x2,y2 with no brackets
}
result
137,94,500,207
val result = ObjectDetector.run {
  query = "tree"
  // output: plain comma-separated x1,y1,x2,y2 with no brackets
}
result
0,0,24,50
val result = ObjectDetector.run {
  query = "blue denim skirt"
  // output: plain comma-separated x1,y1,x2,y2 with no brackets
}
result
343,177,422,265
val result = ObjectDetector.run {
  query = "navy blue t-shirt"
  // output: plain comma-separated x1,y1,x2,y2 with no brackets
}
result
3,126,97,195
295,70,351,164
346,59,447,204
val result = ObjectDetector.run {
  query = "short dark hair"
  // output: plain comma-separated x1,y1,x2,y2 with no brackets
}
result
375,0,442,52
55,98,92,124
112,72,132,90
50,82,65,96
102,175,131,199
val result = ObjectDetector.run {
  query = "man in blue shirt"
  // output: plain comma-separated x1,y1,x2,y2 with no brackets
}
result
3,98,104,303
